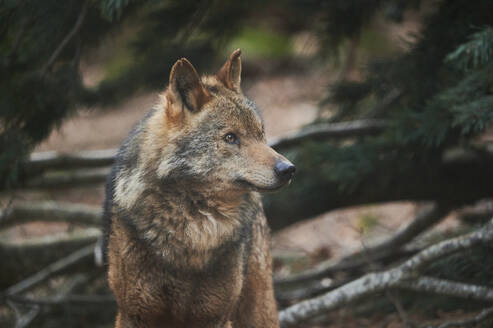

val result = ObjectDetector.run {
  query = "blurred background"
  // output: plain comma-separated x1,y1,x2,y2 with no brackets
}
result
2,0,493,327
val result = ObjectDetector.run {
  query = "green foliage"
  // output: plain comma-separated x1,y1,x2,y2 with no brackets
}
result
89,0,260,105
446,27,493,72
327,0,493,156
228,26,292,59
0,0,110,186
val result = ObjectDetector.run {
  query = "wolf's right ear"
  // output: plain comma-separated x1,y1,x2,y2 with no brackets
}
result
216,49,242,92
168,58,211,113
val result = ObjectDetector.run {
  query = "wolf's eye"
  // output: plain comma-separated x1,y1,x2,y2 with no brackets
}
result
224,132,239,145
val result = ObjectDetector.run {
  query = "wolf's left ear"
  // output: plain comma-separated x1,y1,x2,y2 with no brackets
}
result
169,58,211,112
217,49,242,92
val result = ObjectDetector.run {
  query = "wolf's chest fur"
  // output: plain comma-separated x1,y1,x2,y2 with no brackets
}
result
107,211,249,326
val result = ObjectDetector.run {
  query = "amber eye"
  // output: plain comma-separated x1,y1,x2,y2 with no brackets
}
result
223,132,239,145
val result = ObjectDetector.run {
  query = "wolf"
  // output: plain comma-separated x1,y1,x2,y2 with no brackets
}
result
103,49,295,328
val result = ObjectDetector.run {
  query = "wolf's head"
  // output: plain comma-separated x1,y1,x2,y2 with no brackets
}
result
148,50,295,195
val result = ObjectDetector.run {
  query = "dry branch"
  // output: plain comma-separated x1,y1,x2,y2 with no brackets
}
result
275,204,448,287
269,119,388,150
7,299,39,328
24,167,110,189
422,306,493,328
27,149,117,172
4,243,96,296
278,218,493,327
0,201,102,229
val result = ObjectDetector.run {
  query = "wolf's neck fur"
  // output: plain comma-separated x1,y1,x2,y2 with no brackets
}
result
116,178,258,269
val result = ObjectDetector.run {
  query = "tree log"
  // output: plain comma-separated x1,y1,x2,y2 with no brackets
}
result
24,167,110,189
26,149,117,172
0,201,102,229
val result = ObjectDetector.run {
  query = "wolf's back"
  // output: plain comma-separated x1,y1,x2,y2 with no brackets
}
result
101,109,155,263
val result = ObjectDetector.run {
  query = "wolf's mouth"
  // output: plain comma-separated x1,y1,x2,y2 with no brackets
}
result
235,178,288,192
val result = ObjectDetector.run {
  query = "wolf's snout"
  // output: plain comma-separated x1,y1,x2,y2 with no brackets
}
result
274,160,296,181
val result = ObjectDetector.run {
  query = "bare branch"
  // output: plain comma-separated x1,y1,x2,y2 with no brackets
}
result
361,203,450,260
385,290,414,328
366,88,403,118
269,119,388,150
421,306,493,328
27,149,117,172
275,204,448,287
403,276,493,300
4,243,97,296
278,218,493,327
0,201,102,229
7,299,39,328
24,167,110,189
6,274,89,327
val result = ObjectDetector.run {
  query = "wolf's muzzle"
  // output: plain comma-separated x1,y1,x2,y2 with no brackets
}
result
274,159,296,182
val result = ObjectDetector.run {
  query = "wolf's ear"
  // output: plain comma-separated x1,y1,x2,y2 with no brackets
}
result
168,58,211,112
216,49,242,92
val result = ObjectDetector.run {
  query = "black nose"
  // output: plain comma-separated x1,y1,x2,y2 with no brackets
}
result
274,160,296,180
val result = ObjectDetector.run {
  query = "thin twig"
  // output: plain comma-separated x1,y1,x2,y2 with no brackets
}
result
386,290,414,328
7,300,39,328
422,306,493,328
4,243,96,296
40,0,89,75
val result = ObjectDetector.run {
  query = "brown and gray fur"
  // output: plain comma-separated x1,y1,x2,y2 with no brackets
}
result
103,49,295,328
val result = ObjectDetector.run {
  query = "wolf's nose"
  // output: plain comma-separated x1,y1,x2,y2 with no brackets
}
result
274,160,296,180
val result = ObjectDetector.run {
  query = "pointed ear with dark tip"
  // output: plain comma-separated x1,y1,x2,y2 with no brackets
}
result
216,49,242,92
169,58,211,112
